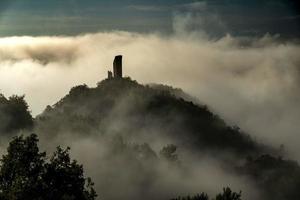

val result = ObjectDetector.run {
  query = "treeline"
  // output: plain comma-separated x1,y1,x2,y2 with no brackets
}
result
171,188,241,200
1,78,300,200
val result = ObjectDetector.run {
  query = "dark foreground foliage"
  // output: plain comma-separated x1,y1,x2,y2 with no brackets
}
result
171,193,209,200
0,134,97,200
171,187,241,200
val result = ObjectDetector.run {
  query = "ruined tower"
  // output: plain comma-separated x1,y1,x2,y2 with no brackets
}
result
107,71,113,79
113,55,122,78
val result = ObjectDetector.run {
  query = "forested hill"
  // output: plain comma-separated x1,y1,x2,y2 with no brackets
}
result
34,77,300,200
36,77,262,156
1,77,300,200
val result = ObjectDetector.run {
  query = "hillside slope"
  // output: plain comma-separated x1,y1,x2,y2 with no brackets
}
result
34,77,300,200
36,77,262,156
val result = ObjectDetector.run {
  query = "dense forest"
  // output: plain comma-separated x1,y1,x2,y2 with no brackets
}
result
0,77,299,200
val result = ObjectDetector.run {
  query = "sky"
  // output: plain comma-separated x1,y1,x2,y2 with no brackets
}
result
0,0,299,38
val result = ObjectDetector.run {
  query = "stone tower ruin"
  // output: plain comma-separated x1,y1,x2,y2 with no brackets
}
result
113,55,122,78
107,71,113,79
107,55,123,79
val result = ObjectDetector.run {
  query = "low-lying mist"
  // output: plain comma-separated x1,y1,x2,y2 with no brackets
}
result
0,30,299,162
34,131,260,200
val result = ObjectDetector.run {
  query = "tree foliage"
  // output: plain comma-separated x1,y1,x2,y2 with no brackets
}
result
171,187,242,200
171,193,209,200
160,144,178,163
0,134,96,200
0,94,33,133
215,187,241,200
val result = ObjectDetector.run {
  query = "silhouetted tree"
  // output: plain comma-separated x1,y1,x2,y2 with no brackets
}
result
170,188,242,200
42,146,97,200
215,187,241,200
0,134,45,199
0,134,97,200
171,193,209,200
0,94,33,133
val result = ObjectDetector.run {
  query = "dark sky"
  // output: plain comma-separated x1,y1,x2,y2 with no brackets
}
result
0,0,299,38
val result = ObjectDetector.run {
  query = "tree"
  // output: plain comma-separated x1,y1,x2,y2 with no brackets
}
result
0,134,45,199
0,94,33,133
43,147,97,200
171,193,209,200
0,134,97,200
170,188,242,200
215,187,242,200
159,144,178,163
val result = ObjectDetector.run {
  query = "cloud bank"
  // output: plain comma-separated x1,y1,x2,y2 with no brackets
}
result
0,30,299,161
0,13,299,200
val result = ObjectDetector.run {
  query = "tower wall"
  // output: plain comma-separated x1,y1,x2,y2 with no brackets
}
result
107,71,113,79
113,55,122,78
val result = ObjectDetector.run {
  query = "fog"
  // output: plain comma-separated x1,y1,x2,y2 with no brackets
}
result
0,29,299,160
33,131,260,200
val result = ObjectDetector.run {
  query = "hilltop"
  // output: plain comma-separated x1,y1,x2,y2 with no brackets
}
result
0,76,299,200
33,77,300,200
36,77,262,156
